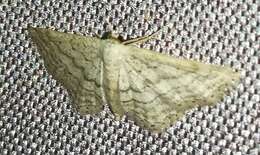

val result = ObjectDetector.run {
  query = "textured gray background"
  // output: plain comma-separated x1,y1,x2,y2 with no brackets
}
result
0,0,259,154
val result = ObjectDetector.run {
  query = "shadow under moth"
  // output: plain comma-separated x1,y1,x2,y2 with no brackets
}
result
28,27,240,133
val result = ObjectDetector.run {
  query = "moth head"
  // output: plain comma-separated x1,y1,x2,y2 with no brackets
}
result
101,32,124,44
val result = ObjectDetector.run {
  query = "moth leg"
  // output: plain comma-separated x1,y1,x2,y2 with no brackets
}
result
104,104,121,120
122,29,162,45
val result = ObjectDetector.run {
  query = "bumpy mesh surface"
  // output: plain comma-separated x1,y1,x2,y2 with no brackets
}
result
0,0,259,154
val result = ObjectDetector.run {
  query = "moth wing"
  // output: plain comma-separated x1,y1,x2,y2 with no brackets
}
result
103,44,240,132
29,28,104,114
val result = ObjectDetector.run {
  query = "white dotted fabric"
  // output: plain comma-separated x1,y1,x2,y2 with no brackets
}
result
0,0,259,154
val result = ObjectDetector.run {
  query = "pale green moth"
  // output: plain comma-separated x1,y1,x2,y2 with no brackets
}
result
28,27,240,133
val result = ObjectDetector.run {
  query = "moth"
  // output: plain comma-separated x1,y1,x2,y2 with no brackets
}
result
28,27,240,133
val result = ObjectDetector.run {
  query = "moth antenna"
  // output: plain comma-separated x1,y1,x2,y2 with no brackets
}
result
110,32,120,39
122,28,162,45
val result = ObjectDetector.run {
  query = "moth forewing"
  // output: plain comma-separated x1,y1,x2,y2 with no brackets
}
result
28,27,105,115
